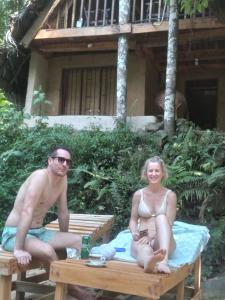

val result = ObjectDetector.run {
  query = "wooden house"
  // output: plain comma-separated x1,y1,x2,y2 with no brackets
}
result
14,0,225,131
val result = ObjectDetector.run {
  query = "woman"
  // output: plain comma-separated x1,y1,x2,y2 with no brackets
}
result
129,156,177,273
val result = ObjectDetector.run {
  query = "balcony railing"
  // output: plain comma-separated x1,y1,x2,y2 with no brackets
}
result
46,0,214,30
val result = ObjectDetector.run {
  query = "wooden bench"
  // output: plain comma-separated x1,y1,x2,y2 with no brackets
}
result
0,214,114,300
50,256,202,300
45,213,114,243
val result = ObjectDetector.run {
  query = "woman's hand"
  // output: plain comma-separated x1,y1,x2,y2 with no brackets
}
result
137,233,155,245
137,236,149,244
132,231,140,241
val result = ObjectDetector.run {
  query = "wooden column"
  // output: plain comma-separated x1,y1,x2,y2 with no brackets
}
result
116,0,130,123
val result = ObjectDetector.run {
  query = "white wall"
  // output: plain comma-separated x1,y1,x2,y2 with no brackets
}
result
25,115,158,132
25,51,48,114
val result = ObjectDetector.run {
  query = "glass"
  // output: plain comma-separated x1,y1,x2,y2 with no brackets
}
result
67,248,80,259
51,156,72,166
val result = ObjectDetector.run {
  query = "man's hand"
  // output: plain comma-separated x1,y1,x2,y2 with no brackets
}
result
14,249,32,266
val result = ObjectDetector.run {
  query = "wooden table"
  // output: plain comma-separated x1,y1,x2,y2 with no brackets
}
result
50,258,200,300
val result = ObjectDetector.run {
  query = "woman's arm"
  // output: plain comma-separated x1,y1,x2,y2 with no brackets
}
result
129,191,141,241
166,191,177,225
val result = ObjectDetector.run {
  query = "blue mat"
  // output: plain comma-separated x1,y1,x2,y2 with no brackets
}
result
108,221,210,268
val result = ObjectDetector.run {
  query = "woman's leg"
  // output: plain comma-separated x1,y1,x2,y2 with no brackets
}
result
131,241,165,273
154,214,176,273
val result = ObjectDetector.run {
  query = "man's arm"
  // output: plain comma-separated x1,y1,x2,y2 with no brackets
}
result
14,171,47,264
56,178,69,232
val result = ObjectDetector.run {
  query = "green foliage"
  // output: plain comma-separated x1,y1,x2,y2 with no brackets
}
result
202,217,225,279
0,0,28,45
1,102,225,277
178,0,209,16
32,87,52,116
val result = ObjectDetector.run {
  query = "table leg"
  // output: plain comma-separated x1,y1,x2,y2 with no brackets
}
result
194,256,201,292
54,282,67,300
0,274,12,300
16,271,26,300
176,279,185,300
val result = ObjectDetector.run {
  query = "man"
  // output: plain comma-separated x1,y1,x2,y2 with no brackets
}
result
1,146,93,300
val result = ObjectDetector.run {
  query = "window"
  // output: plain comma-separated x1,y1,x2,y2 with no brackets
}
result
61,66,116,115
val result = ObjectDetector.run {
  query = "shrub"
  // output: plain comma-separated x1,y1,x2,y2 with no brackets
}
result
1,104,225,277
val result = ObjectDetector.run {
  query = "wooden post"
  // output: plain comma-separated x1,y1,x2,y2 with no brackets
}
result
116,0,130,123
194,256,201,292
54,282,67,300
132,0,136,22
111,0,115,25
71,0,77,27
0,275,12,300
95,0,100,26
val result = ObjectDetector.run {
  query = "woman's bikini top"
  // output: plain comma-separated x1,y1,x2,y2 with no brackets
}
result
137,188,171,218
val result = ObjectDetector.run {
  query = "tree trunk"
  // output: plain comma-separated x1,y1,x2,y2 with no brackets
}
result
164,0,178,135
116,0,130,123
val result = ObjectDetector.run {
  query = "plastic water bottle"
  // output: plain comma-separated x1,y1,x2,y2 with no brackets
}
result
81,235,91,259
67,248,79,259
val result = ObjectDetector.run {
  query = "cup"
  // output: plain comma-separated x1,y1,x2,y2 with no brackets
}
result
88,253,106,266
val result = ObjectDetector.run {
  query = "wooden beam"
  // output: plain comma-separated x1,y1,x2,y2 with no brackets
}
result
157,49,225,63
38,41,118,52
15,281,55,294
132,17,225,34
158,62,225,71
34,24,132,41
37,40,136,53
137,28,225,48
20,0,62,48
156,48,225,62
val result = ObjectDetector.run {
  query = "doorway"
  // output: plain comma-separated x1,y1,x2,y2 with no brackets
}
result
185,79,218,129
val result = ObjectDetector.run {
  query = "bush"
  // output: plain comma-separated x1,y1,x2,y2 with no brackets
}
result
1,104,225,278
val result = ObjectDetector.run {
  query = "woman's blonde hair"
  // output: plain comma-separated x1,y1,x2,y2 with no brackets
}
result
141,156,168,182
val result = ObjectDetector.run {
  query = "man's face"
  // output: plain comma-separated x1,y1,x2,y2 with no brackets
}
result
48,149,72,177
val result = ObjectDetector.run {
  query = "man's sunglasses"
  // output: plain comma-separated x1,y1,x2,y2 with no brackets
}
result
51,156,72,166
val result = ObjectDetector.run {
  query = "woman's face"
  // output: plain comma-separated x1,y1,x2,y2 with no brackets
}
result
146,162,164,184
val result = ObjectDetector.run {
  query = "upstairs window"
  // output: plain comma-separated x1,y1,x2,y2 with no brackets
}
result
61,66,116,115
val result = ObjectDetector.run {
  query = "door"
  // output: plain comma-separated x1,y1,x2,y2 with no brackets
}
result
185,79,218,129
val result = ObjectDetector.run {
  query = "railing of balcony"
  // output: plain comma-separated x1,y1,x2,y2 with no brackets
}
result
47,0,214,30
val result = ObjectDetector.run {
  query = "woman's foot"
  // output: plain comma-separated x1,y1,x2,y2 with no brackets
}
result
157,260,171,274
144,249,166,273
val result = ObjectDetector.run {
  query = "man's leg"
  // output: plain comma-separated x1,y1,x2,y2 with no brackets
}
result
24,237,93,299
47,232,94,300
47,231,82,252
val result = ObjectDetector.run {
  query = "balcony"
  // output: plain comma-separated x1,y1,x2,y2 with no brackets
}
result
46,0,214,30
